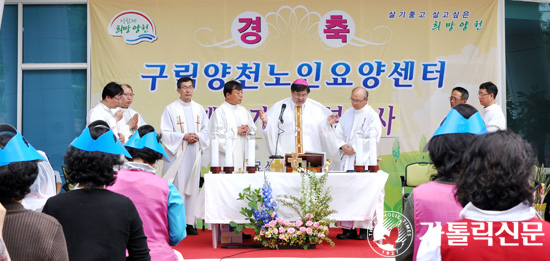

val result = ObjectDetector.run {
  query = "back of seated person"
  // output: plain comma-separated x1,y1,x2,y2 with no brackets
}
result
417,130,550,261
107,125,186,261
0,123,68,260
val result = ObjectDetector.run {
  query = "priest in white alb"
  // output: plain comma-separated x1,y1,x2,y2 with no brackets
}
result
334,87,382,241
160,77,209,236
208,80,256,172
88,82,125,139
259,79,339,166
114,84,147,142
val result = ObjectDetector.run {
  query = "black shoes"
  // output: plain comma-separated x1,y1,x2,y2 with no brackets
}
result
186,225,198,235
356,229,372,240
337,228,372,240
336,228,357,239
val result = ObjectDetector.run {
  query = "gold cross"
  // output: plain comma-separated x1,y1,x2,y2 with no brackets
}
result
271,159,284,172
324,158,332,173
287,152,302,169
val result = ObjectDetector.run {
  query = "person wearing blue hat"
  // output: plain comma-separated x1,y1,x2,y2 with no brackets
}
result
108,125,186,261
43,120,150,260
0,123,69,260
396,104,487,261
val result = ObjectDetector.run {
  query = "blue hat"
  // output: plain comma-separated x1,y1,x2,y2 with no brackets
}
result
70,126,132,158
0,124,46,166
125,131,170,162
432,109,488,137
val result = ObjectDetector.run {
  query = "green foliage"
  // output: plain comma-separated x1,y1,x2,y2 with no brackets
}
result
419,135,427,159
278,169,337,224
392,138,400,162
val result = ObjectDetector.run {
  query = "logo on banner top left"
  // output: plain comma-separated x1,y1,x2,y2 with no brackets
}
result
108,10,157,44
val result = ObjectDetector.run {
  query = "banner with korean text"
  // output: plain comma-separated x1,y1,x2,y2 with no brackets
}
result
90,0,501,212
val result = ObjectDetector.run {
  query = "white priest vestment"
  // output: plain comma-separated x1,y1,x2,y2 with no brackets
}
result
208,101,256,172
335,104,382,229
161,99,209,225
482,103,506,132
260,97,338,167
335,105,382,171
113,107,147,142
88,102,119,133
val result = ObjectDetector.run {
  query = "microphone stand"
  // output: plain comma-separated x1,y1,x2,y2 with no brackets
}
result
269,120,284,159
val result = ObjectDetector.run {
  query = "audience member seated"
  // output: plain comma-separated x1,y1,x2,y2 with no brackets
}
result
396,104,487,261
22,150,57,211
0,124,68,260
43,120,151,260
108,125,186,261
417,130,550,260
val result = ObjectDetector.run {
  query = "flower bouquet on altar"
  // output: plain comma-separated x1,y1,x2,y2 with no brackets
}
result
230,168,336,249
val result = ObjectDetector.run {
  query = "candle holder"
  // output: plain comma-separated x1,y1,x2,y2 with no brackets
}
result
354,165,366,172
223,166,234,174
368,165,379,172
246,166,257,173
210,166,222,174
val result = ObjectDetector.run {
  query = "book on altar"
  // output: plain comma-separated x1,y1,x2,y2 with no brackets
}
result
284,151,325,172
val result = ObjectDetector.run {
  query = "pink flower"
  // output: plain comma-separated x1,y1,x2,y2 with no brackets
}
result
260,230,265,235
305,213,314,220
269,220,277,227
264,223,270,228
299,227,306,233
306,228,313,235
279,227,286,233
288,227,296,234
276,217,284,224
295,220,303,227
273,228,279,234
306,220,313,227
318,232,325,238
313,222,320,228
279,234,285,240
283,220,291,226
270,211,277,218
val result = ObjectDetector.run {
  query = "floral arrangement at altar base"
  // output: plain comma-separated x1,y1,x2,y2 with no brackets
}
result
230,168,336,250
258,212,332,249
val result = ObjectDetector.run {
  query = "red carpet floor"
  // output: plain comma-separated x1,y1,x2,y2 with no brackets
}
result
173,228,395,260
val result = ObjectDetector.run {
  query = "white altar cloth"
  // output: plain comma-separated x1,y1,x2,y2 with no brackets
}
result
196,171,388,224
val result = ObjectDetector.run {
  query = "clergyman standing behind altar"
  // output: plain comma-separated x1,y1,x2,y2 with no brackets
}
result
161,77,209,236
258,79,339,167
334,87,382,241
208,80,256,172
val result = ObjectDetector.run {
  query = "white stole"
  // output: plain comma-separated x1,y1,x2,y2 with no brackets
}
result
163,101,203,196
220,104,249,170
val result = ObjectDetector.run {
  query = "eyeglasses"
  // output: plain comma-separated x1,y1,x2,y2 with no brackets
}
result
449,96,462,102
292,92,308,98
123,93,134,97
350,98,365,103
180,86,194,90
478,93,489,97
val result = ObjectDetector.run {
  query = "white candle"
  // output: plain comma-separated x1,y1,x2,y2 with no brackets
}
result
369,136,377,166
211,138,219,167
225,137,233,167
355,136,364,166
247,138,255,167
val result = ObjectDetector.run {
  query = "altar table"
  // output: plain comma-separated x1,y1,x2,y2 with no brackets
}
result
195,171,388,248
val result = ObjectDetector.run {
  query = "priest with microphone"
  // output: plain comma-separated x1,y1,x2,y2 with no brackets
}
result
259,79,339,164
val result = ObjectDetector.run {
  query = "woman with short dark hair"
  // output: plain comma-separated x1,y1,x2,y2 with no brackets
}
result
43,120,150,260
397,104,486,261
108,125,186,260
0,124,68,260
417,130,550,260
